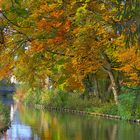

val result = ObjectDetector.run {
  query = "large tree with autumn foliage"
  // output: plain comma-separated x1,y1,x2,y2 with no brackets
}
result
0,0,140,104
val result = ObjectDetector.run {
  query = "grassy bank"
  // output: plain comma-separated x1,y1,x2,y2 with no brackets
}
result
15,87,140,121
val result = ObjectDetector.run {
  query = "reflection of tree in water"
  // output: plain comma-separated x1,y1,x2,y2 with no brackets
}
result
0,102,11,136
18,105,120,140
18,105,140,140
19,105,84,140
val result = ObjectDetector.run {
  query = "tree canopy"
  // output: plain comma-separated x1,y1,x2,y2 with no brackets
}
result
0,0,140,104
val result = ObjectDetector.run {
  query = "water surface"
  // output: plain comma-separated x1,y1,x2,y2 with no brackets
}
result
0,98,140,140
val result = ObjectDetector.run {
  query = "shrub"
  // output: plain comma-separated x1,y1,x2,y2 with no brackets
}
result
41,90,63,107
118,92,136,119
41,90,94,109
24,88,42,104
99,103,118,115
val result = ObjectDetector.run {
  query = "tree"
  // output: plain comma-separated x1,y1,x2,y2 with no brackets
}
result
0,0,71,88
62,0,125,104
1,0,140,105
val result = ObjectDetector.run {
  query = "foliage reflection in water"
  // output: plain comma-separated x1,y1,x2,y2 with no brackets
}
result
0,103,140,140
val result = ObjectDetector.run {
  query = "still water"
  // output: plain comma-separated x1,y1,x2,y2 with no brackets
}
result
0,97,140,140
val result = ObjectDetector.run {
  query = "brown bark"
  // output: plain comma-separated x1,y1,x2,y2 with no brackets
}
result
94,74,100,99
107,70,119,104
0,29,4,44
101,52,120,104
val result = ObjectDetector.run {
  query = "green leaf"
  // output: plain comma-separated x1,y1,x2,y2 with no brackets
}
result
57,59,65,65
15,0,20,5
58,76,66,85
16,8,29,17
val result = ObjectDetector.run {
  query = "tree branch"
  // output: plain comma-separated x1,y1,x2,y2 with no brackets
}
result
45,48,74,58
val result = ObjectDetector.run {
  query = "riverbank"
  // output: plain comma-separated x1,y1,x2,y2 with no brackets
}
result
15,87,140,123
22,103,140,124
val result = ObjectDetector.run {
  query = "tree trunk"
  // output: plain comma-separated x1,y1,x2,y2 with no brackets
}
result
83,73,95,99
101,52,120,104
94,74,100,99
107,70,119,104
0,28,4,44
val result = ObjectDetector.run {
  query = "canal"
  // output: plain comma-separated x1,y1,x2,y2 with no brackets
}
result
0,96,140,140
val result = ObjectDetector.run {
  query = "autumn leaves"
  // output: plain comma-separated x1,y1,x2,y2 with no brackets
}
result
0,0,140,104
